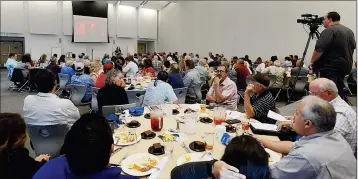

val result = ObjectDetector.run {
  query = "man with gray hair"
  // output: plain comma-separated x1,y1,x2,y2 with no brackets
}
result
278,78,357,155
256,95,356,178
309,78,357,154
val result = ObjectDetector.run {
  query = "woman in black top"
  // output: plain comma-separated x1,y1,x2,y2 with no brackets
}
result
0,113,50,179
97,69,129,113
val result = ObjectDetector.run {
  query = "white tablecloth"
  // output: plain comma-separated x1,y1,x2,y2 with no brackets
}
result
109,104,281,179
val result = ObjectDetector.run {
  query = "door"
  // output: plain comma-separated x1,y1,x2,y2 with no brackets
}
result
137,43,146,55
0,41,23,66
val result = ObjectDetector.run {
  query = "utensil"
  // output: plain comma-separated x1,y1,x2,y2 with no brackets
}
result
176,139,190,153
199,152,207,160
118,153,129,166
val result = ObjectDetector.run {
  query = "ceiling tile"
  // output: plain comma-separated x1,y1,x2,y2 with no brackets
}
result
120,1,143,7
142,1,169,10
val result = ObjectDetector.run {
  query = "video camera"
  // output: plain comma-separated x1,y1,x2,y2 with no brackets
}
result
297,14,324,25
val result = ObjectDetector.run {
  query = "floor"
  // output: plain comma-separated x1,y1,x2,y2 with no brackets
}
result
1,68,357,158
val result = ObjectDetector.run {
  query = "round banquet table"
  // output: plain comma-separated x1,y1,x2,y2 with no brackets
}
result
109,104,281,179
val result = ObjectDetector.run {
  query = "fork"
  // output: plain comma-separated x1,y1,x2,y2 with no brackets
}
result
176,140,190,153
199,152,207,161
118,153,129,166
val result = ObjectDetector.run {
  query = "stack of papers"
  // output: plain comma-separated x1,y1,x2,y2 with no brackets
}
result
267,110,290,122
250,123,278,132
226,111,245,119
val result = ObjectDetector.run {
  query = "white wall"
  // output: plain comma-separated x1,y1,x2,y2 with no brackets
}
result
158,1,357,64
0,1,158,60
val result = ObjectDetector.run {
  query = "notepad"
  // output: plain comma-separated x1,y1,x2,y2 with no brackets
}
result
268,110,290,122
250,122,278,132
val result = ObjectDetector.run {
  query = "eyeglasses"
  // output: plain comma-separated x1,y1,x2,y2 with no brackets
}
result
309,90,330,96
218,70,226,73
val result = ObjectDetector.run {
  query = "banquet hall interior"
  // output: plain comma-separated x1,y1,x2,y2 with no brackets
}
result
0,1,357,179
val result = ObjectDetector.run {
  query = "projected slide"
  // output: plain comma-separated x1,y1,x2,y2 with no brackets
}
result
73,15,108,42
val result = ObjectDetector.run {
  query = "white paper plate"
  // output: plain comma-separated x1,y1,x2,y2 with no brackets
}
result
265,148,281,164
177,152,214,166
113,132,141,146
121,153,159,176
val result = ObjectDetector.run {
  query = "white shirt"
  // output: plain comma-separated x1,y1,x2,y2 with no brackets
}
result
207,58,214,63
122,61,139,78
329,96,357,154
23,93,80,127
255,63,266,73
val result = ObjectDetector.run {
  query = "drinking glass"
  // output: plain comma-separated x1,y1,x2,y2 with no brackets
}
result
241,122,250,134
150,110,163,131
213,107,226,125
205,133,214,152
200,100,207,112
162,103,172,120
184,112,198,135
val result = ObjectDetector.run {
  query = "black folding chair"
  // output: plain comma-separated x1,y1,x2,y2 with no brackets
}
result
10,68,28,92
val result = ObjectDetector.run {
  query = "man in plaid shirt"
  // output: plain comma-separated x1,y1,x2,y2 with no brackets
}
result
152,55,163,72
309,78,357,155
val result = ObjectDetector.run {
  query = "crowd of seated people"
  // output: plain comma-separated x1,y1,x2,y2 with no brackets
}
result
2,49,357,179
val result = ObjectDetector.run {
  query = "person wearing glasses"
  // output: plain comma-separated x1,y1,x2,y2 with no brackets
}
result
244,73,276,124
256,96,356,178
277,78,357,155
206,64,238,110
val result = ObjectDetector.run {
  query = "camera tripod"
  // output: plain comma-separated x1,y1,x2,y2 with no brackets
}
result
287,24,320,103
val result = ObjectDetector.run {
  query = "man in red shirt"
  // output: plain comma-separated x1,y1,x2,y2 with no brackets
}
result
234,58,250,90
95,63,114,88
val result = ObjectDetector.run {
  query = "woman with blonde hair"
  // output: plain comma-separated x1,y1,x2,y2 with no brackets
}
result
0,113,50,179
90,62,102,82
37,54,47,67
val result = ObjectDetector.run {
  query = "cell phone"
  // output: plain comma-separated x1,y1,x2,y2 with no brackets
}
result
226,119,241,124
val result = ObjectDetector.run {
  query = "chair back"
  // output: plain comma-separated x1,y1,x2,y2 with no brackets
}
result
194,83,202,100
10,68,25,83
102,103,136,118
68,84,87,105
293,76,308,92
126,90,146,107
352,71,357,83
344,75,350,87
173,87,188,104
91,87,100,112
58,73,70,89
268,74,277,88
27,124,69,157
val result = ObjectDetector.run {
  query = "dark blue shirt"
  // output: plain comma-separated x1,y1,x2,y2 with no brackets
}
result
33,156,137,179
168,72,185,89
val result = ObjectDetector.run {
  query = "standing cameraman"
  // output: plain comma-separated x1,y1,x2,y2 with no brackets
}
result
309,12,356,102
